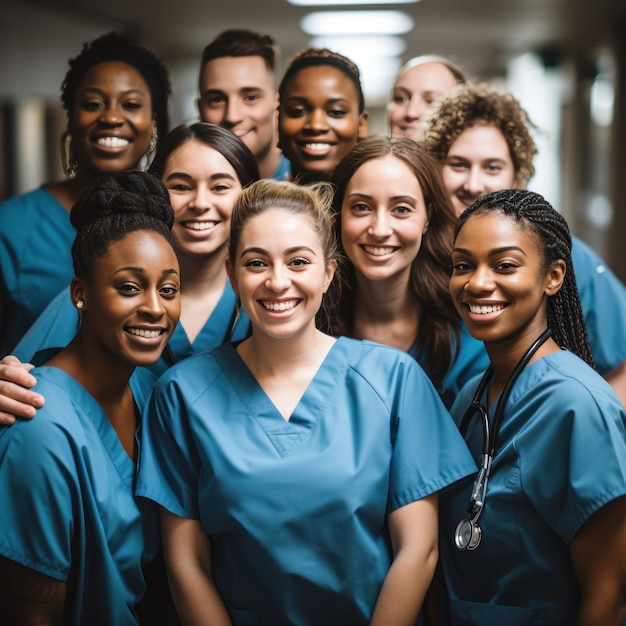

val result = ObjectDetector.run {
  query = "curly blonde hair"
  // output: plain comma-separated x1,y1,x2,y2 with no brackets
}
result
421,83,537,187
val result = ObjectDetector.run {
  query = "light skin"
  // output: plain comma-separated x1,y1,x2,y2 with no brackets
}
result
388,61,460,141
0,229,180,623
162,139,242,342
49,61,156,210
442,122,626,406
197,56,281,179
341,155,429,351
161,206,437,624
278,66,367,181
442,123,521,217
450,212,626,624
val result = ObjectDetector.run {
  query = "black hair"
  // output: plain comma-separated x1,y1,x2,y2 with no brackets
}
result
278,48,365,113
71,171,175,282
455,189,594,367
149,122,259,187
61,31,171,143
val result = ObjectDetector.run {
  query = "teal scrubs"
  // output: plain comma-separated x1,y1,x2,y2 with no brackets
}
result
438,350,626,625
13,283,251,372
409,323,490,408
572,236,626,375
137,337,476,626
0,367,161,625
0,188,74,355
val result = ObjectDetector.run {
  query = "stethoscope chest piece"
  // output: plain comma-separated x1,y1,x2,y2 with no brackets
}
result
455,518,482,551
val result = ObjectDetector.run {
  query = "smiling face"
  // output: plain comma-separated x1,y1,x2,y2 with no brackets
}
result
197,56,278,162
442,124,519,216
278,65,367,180
341,155,428,285
74,230,180,368
227,208,335,341
388,61,459,141
161,139,242,259
450,211,564,350
70,61,156,176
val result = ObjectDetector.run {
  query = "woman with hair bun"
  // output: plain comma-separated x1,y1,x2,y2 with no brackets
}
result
0,171,181,625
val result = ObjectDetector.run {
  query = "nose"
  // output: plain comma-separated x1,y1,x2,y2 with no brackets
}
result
464,265,495,294
265,265,291,292
189,186,211,212
304,108,328,132
463,166,486,197
367,210,393,239
99,104,124,126
138,288,165,319
404,97,425,121
224,100,244,126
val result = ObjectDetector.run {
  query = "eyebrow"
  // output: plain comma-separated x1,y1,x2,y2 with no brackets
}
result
81,87,146,97
346,192,417,204
164,171,237,182
453,245,527,256
285,95,350,105
202,87,263,96
114,266,180,276
240,245,317,258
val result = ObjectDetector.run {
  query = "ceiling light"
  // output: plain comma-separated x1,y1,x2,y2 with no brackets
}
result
301,11,414,36
290,0,418,5
310,35,406,58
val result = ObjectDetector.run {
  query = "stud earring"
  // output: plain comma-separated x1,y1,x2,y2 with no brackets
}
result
76,300,84,310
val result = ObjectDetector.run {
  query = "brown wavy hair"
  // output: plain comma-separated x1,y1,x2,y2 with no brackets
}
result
328,134,460,386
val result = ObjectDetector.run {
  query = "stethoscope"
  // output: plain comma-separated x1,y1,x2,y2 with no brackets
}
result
454,327,552,551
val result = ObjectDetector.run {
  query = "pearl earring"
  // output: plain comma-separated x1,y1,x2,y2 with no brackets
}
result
76,300,84,309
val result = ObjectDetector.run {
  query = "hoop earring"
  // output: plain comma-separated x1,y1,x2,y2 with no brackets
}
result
143,132,158,170
62,132,78,178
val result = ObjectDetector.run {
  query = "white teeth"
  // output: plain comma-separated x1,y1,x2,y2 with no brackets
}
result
97,137,129,148
364,245,395,256
128,328,162,338
184,221,216,231
263,300,297,311
468,304,505,314
305,143,330,152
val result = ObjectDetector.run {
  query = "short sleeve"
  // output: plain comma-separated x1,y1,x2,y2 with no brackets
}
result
136,375,203,519
0,416,77,579
572,236,626,375
517,377,626,543
386,356,477,511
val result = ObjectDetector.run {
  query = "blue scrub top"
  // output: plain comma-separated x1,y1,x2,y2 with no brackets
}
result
438,350,626,625
0,366,160,626
271,153,292,181
13,283,251,373
409,322,490,408
137,336,476,626
572,235,626,375
0,187,74,356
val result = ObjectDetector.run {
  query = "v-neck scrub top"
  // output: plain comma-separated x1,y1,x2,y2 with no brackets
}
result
137,336,476,625
438,350,626,625
0,367,158,626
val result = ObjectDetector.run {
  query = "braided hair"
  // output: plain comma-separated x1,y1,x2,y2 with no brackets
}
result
71,171,175,282
455,189,594,367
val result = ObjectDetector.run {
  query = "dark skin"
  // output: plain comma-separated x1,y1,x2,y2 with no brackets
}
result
0,558,66,626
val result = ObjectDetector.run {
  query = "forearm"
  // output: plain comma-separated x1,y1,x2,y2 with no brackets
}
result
369,543,438,626
166,564,232,626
